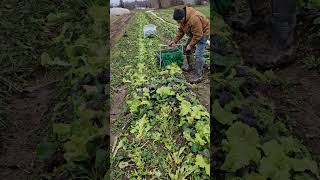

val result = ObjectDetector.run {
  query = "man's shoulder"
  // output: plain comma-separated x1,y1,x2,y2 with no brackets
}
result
189,14,201,22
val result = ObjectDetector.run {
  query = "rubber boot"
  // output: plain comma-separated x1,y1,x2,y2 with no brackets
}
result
267,0,296,67
188,54,195,71
182,55,189,71
182,55,196,72
183,46,195,72
188,60,203,84
182,55,191,71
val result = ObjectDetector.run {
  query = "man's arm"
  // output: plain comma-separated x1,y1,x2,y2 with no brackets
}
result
173,26,185,43
189,17,203,47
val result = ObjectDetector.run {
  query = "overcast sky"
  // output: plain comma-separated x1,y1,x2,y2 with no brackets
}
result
111,0,137,5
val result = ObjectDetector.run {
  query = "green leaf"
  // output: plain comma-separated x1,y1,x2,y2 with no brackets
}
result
221,122,261,172
293,173,317,180
246,173,266,180
76,104,97,121
95,149,108,171
291,158,319,176
53,123,71,141
127,97,141,113
119,161,130,169
180,100,192,116
64,136,89,162
36,142,56,161
40,52,51,66
183,128,194,144
260,139,320,179
195,154,210,175
195,133,206,146
212,100,237,125
130,114,152,139
191,105,209,119
191,143,201,152
278,137,305,155
260,140,291,180
195,120,210,143
176,94,184,101
156,86,175,96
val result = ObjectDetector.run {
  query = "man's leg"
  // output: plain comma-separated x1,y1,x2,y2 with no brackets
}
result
243,0,270,31
189,36,207,83
271,0,296,50
182,37,194,72
268,0,296,66
224,0,269,32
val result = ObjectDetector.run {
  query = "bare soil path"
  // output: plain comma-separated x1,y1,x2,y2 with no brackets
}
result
272,63,320,157
0,77,58,180
110,14,133,42
184,66,210,111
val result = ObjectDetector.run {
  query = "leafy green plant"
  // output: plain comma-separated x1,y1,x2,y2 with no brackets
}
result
37,2,109,179
303,55,320,72
221,122,261,172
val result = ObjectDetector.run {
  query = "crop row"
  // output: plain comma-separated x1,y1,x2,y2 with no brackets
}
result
35,3,109,179
111,12,210,179
211,15,320,179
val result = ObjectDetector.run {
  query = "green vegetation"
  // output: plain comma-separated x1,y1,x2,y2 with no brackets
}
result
111,12,210,179
32,1,109,179
303,55,320,72
0,0,58,128
211,11,320,179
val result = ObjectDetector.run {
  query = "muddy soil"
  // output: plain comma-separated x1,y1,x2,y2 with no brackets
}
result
110,86,128,124
232,12,320,160
271,62,320,157
110,14,133,42
110,86,128,147
0,78,57,180
184,66,210,111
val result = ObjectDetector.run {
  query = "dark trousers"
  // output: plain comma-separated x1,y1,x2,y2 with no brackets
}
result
248,0,296,49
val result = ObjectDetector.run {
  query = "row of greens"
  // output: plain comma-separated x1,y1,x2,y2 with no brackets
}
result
111,12,210,179
211,13,320,179
34,1,109,179
212,66,320,179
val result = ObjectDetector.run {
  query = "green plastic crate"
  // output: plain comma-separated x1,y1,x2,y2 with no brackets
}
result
157,44,183,68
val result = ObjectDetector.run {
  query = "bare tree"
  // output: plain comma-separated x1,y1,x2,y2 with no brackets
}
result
120,0,124,8
195,0,202,5
158,0,162,8
149,0,172,9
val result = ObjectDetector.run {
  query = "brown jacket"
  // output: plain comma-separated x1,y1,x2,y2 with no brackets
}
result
173,6,210,47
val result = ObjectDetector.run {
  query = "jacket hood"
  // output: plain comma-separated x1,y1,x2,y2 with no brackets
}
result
185,6,197,23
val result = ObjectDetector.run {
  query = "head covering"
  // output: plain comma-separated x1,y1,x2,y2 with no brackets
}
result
173,8,185,21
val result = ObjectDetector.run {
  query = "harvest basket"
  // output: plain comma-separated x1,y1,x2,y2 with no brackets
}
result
157,44,183,68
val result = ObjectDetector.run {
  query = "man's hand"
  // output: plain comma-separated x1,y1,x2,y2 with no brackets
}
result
168,40,176,47
185,44,193,51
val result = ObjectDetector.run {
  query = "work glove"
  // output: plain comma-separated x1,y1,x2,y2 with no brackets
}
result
183,44,194,55
168,40,176,48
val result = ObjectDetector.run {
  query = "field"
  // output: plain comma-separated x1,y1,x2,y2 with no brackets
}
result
111,3,320,179
210,3,320,180
1,1,320,179
110,6,211,179
0,1,109,179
